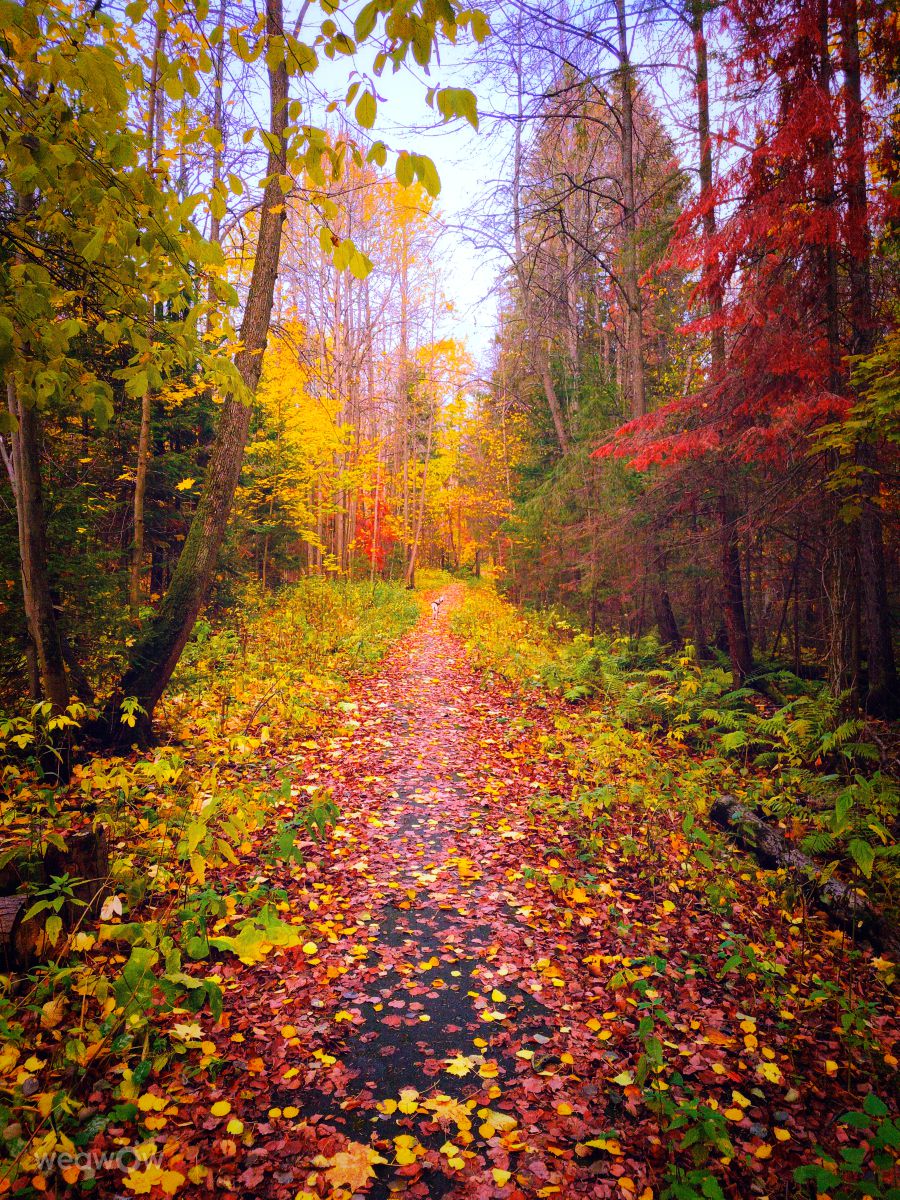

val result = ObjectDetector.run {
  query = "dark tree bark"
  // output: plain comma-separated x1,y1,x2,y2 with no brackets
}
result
839,0,898,717
101,0,289,743
6,382,69,711
649,539,682,647
614,0,646,421
130,4,167,614
690,1,753,684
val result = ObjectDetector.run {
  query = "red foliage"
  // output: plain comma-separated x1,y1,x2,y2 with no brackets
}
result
355,488,399,569
596,0,894,474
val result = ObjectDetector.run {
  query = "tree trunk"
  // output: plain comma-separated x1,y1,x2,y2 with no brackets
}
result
839,0,898,716
508,31,570,458
690,1,753,683
614,0,645,421
404,402,436,588
130,7,167,614
101,0,289,742
7,382,69,711
539,357,571,456
719,490,753,682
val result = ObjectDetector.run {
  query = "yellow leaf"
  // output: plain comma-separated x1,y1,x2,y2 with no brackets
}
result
226,1118,244,1135
280,1025,297,1038
160,1170,186,1195
282,1106,299,1118
302,941,318,955
175,478,196,491
40,995,66,1030
774,1128,791,1141
758,1062,783,1084
754,1144,772,1159
0,1044,20,1075
445,1054,476,1077
189,853,206,885
123,1164,164,1195
313,1141,387,1192
210,1100,231,1117
492,1168,512,1185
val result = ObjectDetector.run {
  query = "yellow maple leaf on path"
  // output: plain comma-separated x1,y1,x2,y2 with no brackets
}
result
313,1141,387,1192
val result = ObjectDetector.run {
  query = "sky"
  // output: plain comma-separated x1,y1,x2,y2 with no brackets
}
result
311,31,509,369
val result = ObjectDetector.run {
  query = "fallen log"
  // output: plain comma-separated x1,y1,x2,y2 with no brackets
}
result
710,795,900,957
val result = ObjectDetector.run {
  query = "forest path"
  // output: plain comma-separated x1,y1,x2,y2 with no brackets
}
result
110,594,835,1200
168,592,657,1200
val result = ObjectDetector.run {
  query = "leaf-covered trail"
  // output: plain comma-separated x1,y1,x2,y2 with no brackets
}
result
108,596,897,1199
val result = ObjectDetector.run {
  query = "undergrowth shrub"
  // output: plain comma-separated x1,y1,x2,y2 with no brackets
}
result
452,580,899,918
0,578,417,1188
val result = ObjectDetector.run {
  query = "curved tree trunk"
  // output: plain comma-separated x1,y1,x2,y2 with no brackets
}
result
101,0,289,743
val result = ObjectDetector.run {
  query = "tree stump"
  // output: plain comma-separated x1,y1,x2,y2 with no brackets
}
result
43,826,110,928
0,895,51,969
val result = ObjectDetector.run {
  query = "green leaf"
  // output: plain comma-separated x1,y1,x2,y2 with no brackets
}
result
437,86,479,130
349,251,373,281
125,370,149,399
395,152,414,188
354,0,380,41
863,1093,889,1118
114,946,159,1013
848,838,875,878
333,238,353,272
720,729,747,752
413,153,440,197
367,141,387,168
0,313,14,367
470,10,490,42
355,90,376,129
163,73,185,102
82,227,105,263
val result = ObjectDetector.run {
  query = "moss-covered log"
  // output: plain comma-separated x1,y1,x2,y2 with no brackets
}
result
710,795,899,956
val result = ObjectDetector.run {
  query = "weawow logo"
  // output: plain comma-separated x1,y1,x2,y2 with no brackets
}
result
36,1147,164,1174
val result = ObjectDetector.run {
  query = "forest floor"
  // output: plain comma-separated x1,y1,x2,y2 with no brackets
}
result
72,586,898,1200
